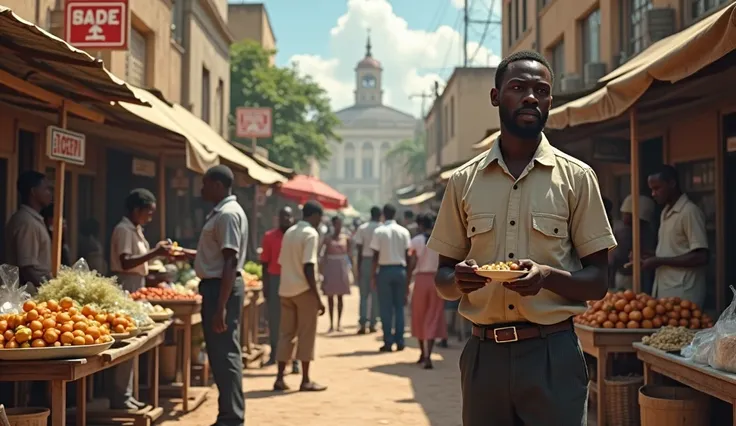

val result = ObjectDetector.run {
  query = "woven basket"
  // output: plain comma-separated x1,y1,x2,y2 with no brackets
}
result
604,375,644,426
4,408,50,426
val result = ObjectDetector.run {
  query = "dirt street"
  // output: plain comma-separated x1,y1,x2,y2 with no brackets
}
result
158,292,464,426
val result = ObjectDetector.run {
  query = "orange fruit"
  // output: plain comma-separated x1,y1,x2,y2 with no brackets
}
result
31,339,46,348
73,322,88,332
3,330,13,341
641,319,653,329
71,314,86,323
114,324,125,333
5,340,18,348
60,323,74,333
53,341,61,347
22,300,36,312
26,310,39,321
602,321,614,328
86,326,101,340
43,329,59,344
72,330,85,338
47,300,59,312
31,330,43,340
60,332,74,345
0,320,7,333
72,336,86,346
59,297,74,310
29,320,43,332
629,311,643,322
627,320,639,329
42,318,56,329
57,313,71,323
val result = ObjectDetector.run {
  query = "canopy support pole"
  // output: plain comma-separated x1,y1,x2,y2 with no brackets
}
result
251,137,259,256
630,108,641,294
158,152,167,241
51,102,67,276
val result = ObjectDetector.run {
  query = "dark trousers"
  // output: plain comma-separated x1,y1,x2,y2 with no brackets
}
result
377,265,407,346
200,277,245,426
460,327,588,426
265,273,281,362
358,257,379,327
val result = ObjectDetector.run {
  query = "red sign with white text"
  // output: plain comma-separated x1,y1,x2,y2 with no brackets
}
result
47,126,86,166
236,107,273,139
65,0,129,50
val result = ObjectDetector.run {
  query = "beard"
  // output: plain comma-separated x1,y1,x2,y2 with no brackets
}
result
500,105,548,139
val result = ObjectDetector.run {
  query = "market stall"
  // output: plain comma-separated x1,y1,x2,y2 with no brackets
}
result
242,262,265,368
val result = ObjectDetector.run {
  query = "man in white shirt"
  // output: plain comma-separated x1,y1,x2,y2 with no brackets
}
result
370,204,411,352
354,206,382,334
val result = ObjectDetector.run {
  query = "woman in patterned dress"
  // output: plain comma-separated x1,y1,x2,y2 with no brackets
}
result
320,216,353,332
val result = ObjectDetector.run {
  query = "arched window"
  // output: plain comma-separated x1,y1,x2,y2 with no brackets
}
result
361,142,374,179
379,142,390,175
344,143,355,179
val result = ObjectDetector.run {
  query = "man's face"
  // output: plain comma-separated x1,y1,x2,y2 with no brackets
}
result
647,175,671,205
201,176,218,202
135,204,157,225
622,212,633,226
34,178,53,208
278,208,294,230
491,59,552,140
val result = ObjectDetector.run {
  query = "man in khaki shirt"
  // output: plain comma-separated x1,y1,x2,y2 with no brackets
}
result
5,171,53,291
644,165,709,307
429,50,616,426
273,201,326,392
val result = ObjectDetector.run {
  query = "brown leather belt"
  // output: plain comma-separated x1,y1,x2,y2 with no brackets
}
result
471,320,572,343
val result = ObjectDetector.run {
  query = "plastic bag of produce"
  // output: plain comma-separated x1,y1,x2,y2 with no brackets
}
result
680,327,715,364
708,286,736,372
0,264,31,314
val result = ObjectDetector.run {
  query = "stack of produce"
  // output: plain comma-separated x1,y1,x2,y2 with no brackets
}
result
642,326,697,351
574,290,714,329
130,287,201,302
243,261,262,288
35,261,148,326
0,298,116,349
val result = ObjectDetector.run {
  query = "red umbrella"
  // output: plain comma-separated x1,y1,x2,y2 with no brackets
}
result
277,175,348,210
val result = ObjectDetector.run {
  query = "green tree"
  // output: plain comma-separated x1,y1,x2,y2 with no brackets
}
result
230,40,341,171
384,134,426,181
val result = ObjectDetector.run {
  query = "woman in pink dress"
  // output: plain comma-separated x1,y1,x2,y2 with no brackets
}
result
320,216,353,332
409,213,446,369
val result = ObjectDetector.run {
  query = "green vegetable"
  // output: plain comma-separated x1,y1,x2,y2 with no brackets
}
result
243,261,262,280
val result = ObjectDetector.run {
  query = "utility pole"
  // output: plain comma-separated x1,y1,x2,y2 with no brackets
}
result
434,81,443,169
409,91,433,117
463,0,502,67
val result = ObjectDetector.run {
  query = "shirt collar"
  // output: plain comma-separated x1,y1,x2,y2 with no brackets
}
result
20,205,44,222
478,132,556,171
384,219,397,225
666,194,689,215
121,216,140,231
212,195,237,212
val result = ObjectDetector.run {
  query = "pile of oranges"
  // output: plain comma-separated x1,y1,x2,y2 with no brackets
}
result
574,290,715,330
0,297,137,349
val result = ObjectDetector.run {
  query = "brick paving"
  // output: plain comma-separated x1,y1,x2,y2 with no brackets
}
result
158,291,464,426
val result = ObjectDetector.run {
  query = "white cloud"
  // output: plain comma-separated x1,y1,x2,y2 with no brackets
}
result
289,0,501,117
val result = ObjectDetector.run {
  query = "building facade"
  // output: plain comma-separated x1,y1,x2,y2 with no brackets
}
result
425,67,500,174
227,2,276,64
502,0,732,94
320,36,417,210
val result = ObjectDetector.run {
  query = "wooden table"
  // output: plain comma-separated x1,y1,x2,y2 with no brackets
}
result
241,287,265,368
0,321,171,426
575,324,653,426
635,342,736,423
155,300,207,412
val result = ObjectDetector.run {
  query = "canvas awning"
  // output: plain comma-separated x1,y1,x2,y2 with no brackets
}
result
547,2,736,130
118,87,285,185
398,191,436,206
472,130,500,151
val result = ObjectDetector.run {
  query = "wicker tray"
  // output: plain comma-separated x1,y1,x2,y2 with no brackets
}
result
110,327,141,341
148,311,174,322
0,341,113,361
605,375,644,426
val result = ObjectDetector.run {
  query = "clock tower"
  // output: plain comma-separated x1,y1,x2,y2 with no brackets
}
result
355,30,382,106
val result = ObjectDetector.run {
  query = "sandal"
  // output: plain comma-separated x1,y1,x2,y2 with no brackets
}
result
273,379,290,391
300,381,327,392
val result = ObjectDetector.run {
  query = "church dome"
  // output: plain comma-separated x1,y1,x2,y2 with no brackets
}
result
357,56,381,69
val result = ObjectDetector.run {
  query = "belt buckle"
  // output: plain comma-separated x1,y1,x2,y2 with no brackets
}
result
493,326,519,343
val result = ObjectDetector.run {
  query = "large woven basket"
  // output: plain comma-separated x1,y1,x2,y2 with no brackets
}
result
4,408,50,426
604,375,644,426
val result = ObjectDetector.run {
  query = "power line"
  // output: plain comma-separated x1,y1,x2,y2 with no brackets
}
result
439,11,463,79
463,0,502,67
469,0,495,63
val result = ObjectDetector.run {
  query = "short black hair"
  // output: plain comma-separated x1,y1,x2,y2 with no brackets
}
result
404,210,414,219
331,215,342,224
302,200,323,219
383,203,397,220
204,165,234,189
650,165,680,188
17,171,46,203
125,188,157,213
417,213,434,230
370,206,381,220
495,50,554,89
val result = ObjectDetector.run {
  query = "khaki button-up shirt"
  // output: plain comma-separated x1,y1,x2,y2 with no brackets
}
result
278,221,319,298
5,205,51,285
110,217,150,276
194,195,249,279
653,194,708,307
427,135,616,325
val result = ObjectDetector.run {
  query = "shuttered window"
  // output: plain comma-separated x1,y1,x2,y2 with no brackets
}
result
126,29,147,87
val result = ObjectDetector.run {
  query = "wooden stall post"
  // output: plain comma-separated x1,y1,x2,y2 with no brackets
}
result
158,152,167,241
51,103,68,276
251,137,259,251
629,108,642,293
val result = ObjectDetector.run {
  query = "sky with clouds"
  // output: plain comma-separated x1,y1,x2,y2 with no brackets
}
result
229,0,502,117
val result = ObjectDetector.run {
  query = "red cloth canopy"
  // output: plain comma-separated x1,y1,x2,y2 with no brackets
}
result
277,175,348,210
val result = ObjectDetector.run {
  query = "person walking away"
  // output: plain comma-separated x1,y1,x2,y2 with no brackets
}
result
40,204,72,267
320,216,352,332
193,165,248,426
609,195,657,293
354,206,382,334
408,213,446,369
403,210,418,237
273,201,327,392
109,188,171,410
370,204,411,352
644,165,709,308
429,50,616,426
78,218,107,274
260,206,300,373
5,171,53,292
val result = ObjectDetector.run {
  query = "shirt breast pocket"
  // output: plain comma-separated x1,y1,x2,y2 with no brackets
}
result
466,214,495,262
530,212,570,265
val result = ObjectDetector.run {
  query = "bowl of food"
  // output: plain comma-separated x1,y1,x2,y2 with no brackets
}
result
475,261,528,281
